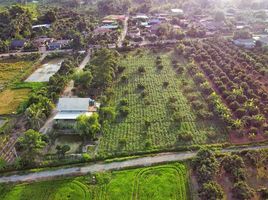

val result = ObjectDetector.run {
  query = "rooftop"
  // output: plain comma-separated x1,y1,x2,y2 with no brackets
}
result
57,98,94,112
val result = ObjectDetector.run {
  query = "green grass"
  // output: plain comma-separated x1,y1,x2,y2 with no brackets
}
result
97,49,227,157
0,163,189,200
0,59,36,88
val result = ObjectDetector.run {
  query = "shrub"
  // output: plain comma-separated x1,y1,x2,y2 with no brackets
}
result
163,81,169,88
119,106,129,117
120,98,128,106
232,181,254,200
137,83,145,90
199,181,224,200
177,131,193,142
121,75,128,83
117,66,126,73
118,138,127,147
138,66,146,73
157,64,164,70
141,90,148,98
177,66,184,74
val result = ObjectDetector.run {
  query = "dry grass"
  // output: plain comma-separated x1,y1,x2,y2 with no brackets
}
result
0,60,34,87
0,89,30,115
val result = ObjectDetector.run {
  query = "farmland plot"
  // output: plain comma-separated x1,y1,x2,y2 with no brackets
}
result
0,163,189,200
0,59,35,89
97,49,227,157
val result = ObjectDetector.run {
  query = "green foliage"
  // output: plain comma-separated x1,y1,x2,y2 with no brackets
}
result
17,129,46,165
100,106,116,123
56,144,70,158
0,5,33,40
232,181,254,200
90,48,119,89
193,148,219,184
0,164,189,200
75,113,101,139
98,50,226,157
199,181,224,200
73,70,93,89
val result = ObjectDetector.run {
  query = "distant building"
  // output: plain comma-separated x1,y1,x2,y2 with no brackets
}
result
48,40,71,50
254,36,268,46
54,98,100,120
32,24,51,29
33,37,54,47
10,40,26,50
233,38,256,49
170,9,184,16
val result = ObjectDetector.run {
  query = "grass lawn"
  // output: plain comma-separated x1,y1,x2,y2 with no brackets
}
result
0,59,36,89
97,49,227,157
0,89,30,115
0,163,190,200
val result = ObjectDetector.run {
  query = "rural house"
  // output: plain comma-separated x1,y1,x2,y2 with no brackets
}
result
54,98,100,121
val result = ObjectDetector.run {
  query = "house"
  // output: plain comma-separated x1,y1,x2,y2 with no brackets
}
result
32,24,51,29
170,9,184,16
54,98,100,121
10,40,26,50
93,27,112,36
133,14,149,21
33,37,54,47
254,36,268,46
48,40,71,50
103,15,126,22
233,38,256,49
128,28,141,38
100,24,119,29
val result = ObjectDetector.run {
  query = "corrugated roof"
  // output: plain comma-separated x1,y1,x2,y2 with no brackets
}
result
54,112,93,120
57,98,93,112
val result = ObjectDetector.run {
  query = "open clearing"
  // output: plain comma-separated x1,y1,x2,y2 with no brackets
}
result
0,89,30,115
25,58,64,82
0,163,189,200
0,59,35,88
48,135,83,154
97,49,227,157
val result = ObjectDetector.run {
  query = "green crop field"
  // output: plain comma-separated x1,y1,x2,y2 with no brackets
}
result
0,163,189,200
97,49,227,157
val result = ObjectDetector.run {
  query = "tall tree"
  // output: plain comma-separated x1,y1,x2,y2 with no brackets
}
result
17,129,46,165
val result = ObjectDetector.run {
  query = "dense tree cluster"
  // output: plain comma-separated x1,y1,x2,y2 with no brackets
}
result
193,148,224,200
0,5,33,40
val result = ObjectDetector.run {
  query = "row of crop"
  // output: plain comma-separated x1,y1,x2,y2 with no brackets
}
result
182,40,268,135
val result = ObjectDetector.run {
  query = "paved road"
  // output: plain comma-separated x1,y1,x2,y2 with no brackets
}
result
0,49,73,58
78,50,91,70
118,16,128,47
1,145,268,183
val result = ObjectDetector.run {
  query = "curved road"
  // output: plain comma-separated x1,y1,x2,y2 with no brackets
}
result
0,145,268,183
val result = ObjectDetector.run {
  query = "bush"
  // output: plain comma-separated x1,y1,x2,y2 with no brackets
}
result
121,75,128,83
120,98,128,106
157,64,164,70
117,66,126,73
199,181,224,200
138,66,146,73
232,181,254,200
163,81,169,88
137,83,145,90
119,106,129,117
177,131,193,142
